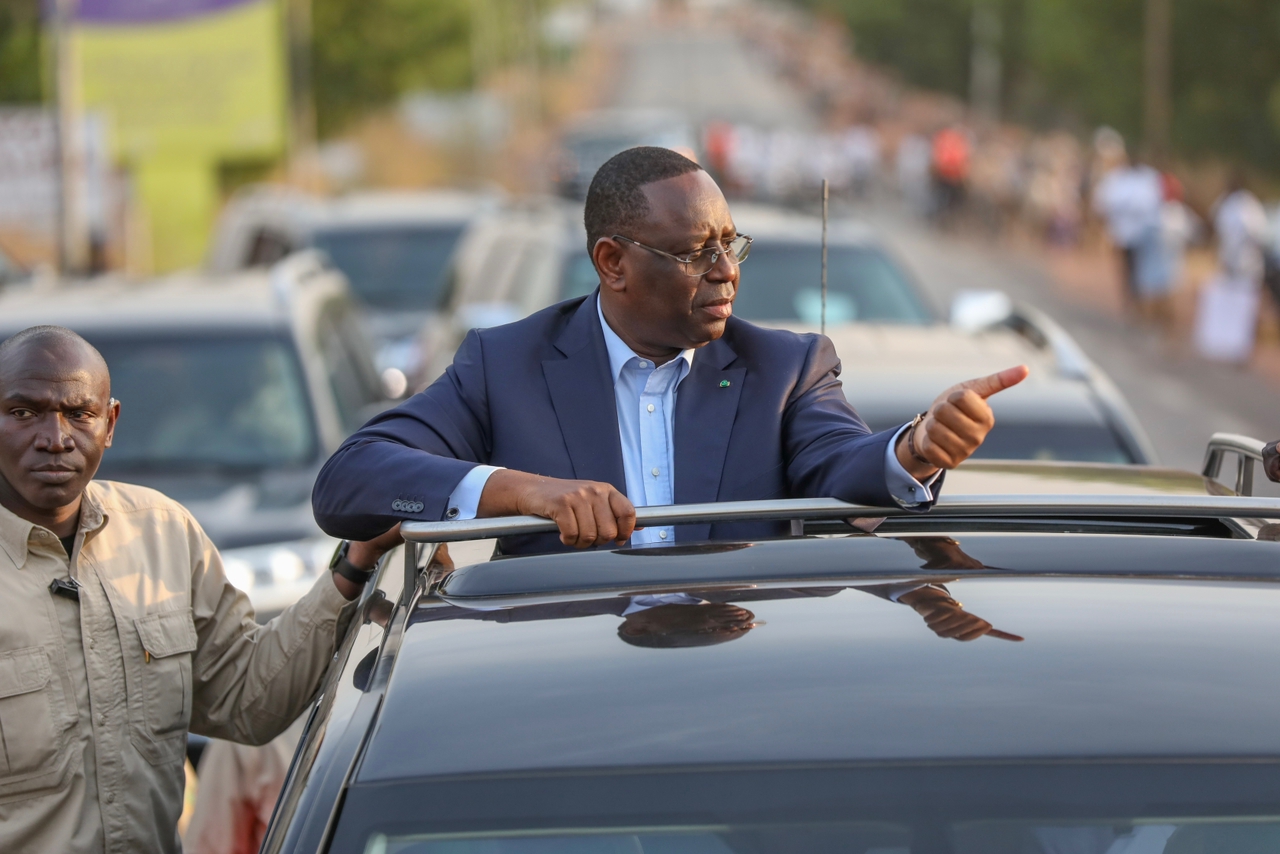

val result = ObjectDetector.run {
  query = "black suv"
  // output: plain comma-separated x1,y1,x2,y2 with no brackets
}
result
263,438,1280,854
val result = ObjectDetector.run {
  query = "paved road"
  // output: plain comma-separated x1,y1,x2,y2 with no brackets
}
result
612,30,813,130
610,23,1279,478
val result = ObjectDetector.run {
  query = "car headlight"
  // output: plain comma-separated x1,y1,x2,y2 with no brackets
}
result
220,537,339,594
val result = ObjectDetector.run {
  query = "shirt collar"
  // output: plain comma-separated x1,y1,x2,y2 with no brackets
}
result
0,482,108,567
596,294,695,384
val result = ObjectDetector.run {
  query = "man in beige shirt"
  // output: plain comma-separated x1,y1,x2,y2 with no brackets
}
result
0,326,399,853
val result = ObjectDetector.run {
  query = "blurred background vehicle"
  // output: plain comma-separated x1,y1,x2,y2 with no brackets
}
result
0,242,26,289
421,198,586,380
0,252,390,617
727,205,1156,464
208,188,503,393
554,108,699,199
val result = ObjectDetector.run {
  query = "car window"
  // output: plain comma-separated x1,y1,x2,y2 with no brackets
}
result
92,333,317,473
315,304,384,433
732,243,933,325
312,224,467,310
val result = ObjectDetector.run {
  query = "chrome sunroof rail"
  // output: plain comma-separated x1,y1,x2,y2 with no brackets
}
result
401,494,1280,546
395,493,1280,606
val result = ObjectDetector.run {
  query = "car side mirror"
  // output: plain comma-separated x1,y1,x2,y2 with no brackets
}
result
950,290,1013,332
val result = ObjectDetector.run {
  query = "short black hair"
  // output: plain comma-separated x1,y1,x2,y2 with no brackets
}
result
583,146,703,257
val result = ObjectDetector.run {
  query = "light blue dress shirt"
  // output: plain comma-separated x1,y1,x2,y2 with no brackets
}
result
444,296,937,539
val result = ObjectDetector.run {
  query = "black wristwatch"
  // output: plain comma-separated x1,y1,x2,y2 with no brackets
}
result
329,540,376,585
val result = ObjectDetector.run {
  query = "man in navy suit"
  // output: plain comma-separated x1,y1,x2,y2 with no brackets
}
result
312,147,1027,554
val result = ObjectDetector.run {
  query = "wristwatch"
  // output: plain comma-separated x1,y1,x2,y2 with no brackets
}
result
329,540,376,585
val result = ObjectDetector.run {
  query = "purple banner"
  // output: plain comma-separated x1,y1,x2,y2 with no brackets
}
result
67,0,257,25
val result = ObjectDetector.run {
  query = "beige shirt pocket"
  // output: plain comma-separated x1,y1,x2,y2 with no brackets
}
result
130,610,198,765
0,646,75,800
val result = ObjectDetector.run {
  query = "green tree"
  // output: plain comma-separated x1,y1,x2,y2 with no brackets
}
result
312,0,473,138
803,0,1280,175
0,0,43,103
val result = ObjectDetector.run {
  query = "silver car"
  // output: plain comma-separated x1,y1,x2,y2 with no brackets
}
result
208,187,503,391
0,252,389,615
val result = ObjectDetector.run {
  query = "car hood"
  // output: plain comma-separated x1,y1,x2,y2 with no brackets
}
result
948,461,1219,496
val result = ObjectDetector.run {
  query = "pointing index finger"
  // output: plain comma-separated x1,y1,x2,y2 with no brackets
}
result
959,365,1030,400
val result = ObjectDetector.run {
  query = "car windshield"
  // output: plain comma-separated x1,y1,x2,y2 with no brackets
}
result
559,245,933,328
366,820,1280,854
93,334,317,474
969,423,1135,464
732,243,933,325
857,416,1136,465
312,225,466,310
343,765,1280,854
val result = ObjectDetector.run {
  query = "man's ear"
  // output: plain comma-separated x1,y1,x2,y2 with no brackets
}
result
103,398,120,449
592,237,627,293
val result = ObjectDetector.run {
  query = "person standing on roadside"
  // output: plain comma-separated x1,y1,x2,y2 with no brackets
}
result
0,325,400,854
1194,172,1270,362
1093,151,1163,313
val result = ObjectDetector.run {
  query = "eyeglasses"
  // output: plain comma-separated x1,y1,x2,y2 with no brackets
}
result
612,234,753,277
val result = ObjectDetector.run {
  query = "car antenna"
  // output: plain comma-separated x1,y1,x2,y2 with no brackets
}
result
821,178,829,336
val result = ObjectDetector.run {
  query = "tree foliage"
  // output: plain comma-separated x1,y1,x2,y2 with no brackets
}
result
311,0,473,138
0,0,43,103
805,0,1280,172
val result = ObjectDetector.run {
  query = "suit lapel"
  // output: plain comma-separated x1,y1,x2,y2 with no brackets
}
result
542,294,627,490
674,336,744,540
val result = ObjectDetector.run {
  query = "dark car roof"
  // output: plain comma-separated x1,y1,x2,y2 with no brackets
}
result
356,532,1280,784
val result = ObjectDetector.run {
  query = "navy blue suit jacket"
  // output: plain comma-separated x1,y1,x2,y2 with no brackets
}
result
312,293,935,554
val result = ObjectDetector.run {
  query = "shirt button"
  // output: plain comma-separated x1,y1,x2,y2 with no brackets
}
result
638,360,648,368
445,507,460,520
659,531,668,540
646,404,655,413
106,792,114,804
651,467,660,477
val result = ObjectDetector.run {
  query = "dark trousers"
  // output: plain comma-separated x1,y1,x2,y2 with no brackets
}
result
1120,244,1139,303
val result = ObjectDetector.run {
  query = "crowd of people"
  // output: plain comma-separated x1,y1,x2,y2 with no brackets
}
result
701,117,1279,364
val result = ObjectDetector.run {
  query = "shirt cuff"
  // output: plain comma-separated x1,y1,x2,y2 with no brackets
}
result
884,423,941,507
444,465,503,520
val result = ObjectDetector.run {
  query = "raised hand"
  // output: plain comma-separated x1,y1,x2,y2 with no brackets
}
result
897,365,1030,477
479,469,637,548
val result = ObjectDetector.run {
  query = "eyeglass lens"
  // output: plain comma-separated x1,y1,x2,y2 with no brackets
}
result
687,236,751,275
